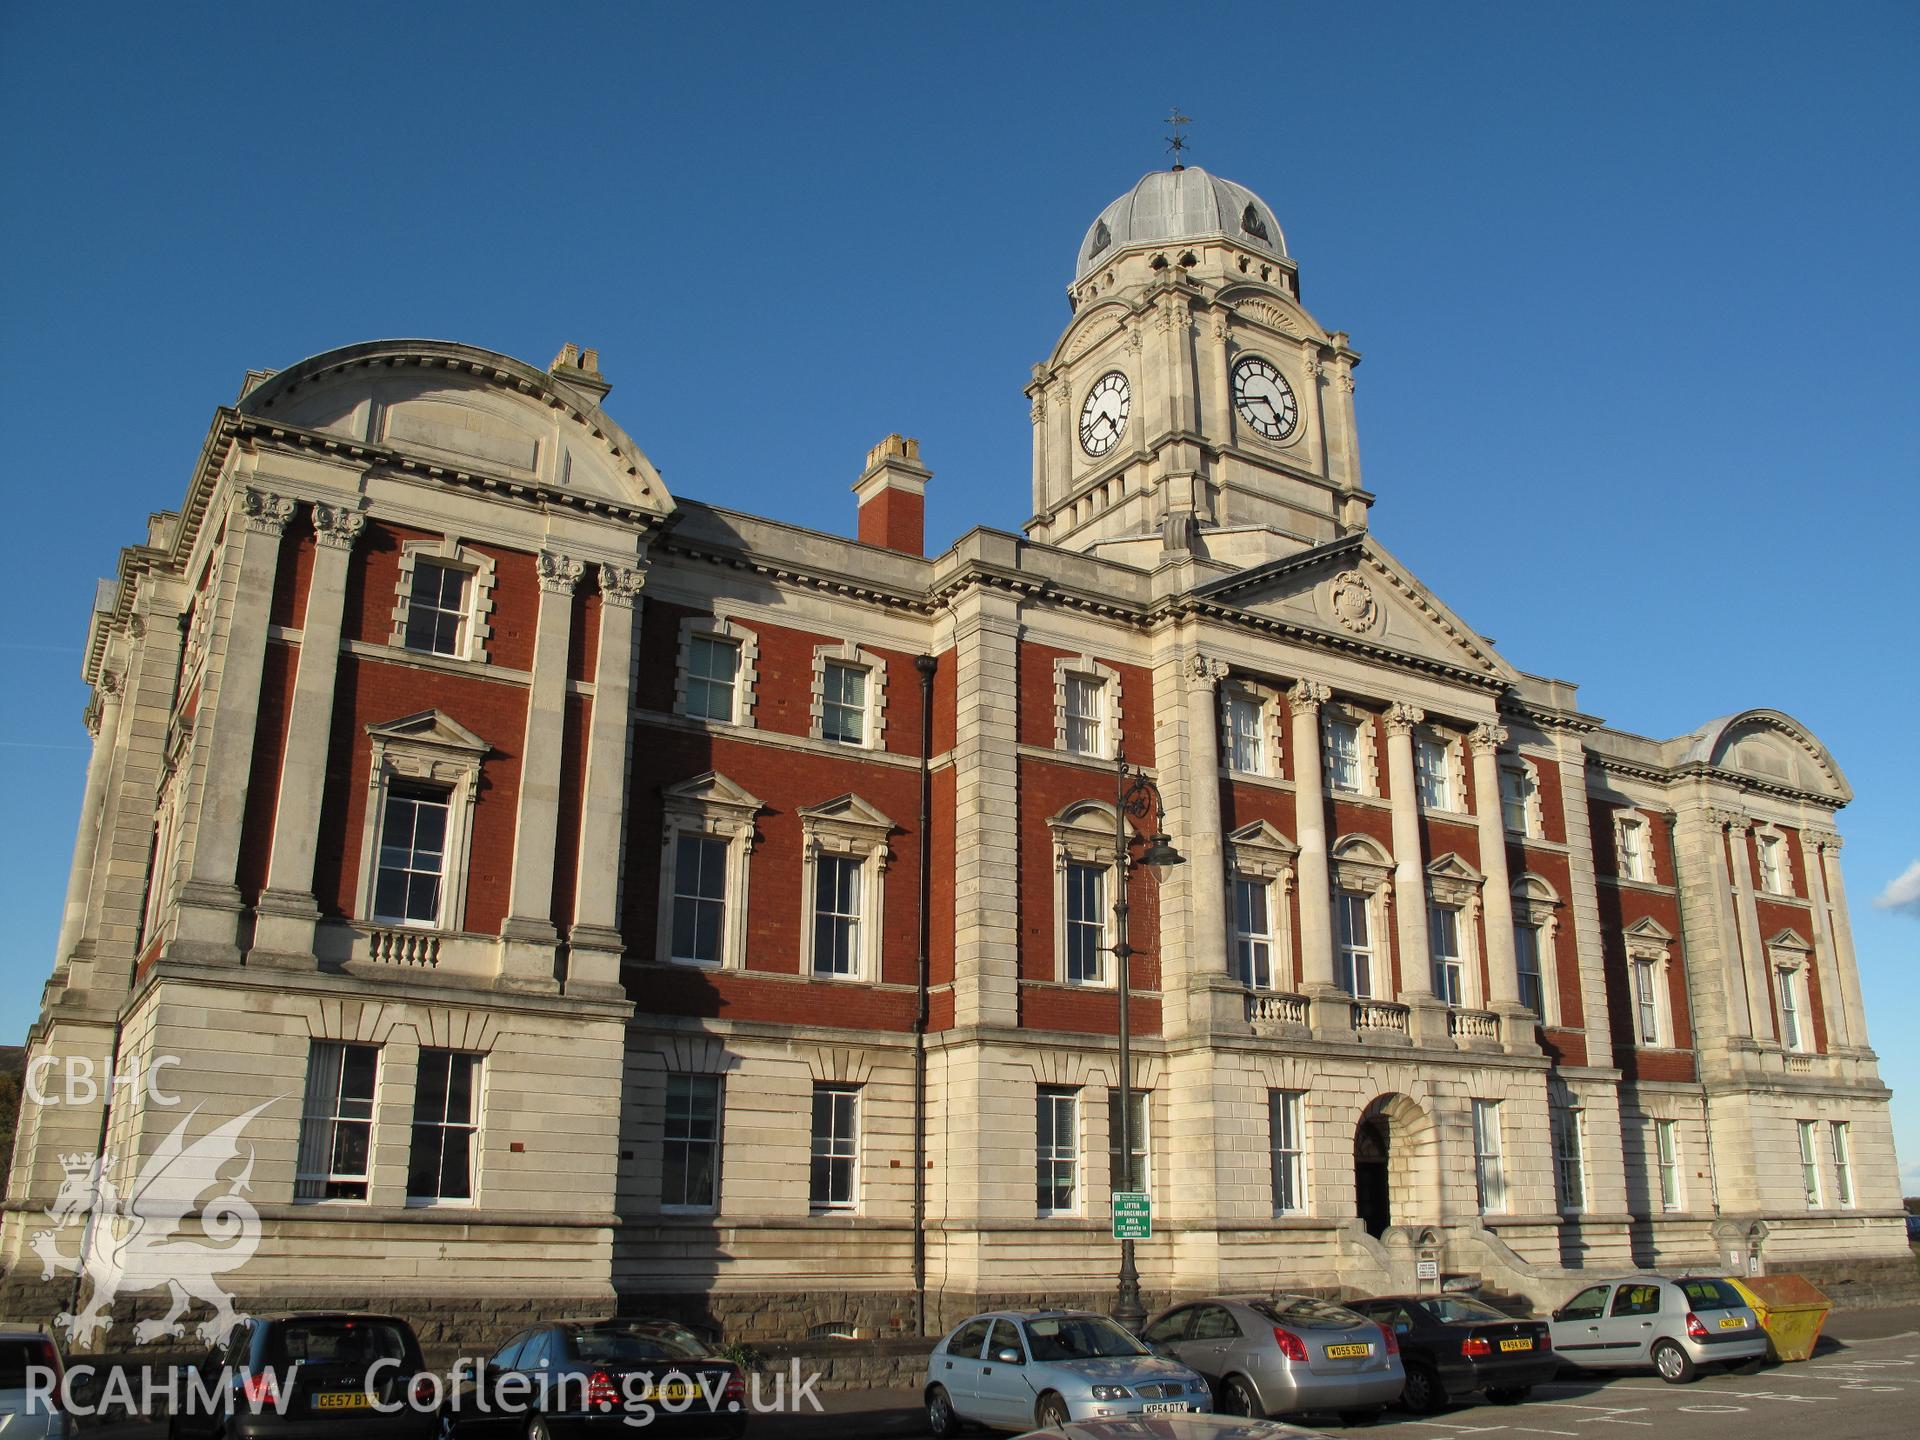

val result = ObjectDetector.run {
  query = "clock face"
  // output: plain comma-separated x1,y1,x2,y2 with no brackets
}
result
1079,371,1131,457
1232,357,1299,441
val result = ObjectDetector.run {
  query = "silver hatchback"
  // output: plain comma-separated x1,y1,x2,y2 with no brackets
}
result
1142,1296,1404,1421
1547,1275,1766,1383
927,1311,1213,1434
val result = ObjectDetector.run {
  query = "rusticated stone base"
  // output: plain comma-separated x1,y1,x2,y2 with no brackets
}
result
1786,1252,1920,1310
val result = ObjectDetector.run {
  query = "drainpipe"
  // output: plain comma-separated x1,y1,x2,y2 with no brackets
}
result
1662,816,1720,1218
912,654,937,1336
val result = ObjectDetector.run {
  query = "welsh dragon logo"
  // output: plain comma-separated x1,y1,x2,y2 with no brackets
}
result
29,1097,283,1348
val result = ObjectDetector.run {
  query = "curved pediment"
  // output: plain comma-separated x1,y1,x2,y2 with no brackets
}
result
1673,709,1850,803
239,339,672,517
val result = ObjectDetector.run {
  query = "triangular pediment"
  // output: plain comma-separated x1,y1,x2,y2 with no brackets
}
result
1227,819,1297,854
1622,915,1674,943
1427,851,1484,883
662,771,763,815
798,793,895,833
1193,534,1519,684
1766,927,1812,953
365,709,489,754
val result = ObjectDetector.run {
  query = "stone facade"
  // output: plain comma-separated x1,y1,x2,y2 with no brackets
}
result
2,169,1903,1351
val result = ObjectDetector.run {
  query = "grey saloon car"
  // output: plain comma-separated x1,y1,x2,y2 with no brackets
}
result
1547,1275,1766,1382
927,1311,1213,1434
1141,1296,1404,1421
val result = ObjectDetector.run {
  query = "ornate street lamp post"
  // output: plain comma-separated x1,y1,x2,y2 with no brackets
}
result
1110,750,1184,1331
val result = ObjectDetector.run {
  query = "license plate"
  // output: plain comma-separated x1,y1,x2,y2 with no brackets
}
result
1499,1338,1533,1352
657,1385,692,1402
1719,1316,1747,1329
312,1392,370,1410
1325,1343,1373,1359
1142,1403,1192,1413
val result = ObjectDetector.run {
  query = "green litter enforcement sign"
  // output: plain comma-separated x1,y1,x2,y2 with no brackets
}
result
1112,1192,1152,1240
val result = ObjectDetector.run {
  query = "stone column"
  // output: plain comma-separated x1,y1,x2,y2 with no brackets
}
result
1207,311,1232,440
174,487,294,963
1384,704,1445,1041
1724,814,1775,1044
499,549,584,990
255,502,364,963
568,562,645,994
54,672,124,968
1813,833,1871,1053
1180,653,1231,1023
1469,724,1530,1049
1553,739,1614,1068
1288,680,1343,1033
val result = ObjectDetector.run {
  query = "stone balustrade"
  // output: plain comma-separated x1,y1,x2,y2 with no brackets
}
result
1247,992,1310,1027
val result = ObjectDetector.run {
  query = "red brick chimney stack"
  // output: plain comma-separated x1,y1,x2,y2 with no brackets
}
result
854,434,930,556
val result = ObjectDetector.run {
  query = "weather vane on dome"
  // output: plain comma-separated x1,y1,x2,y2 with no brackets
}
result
1164,108,1193,169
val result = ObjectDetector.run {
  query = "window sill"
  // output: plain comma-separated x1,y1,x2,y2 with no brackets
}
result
345,638,531,687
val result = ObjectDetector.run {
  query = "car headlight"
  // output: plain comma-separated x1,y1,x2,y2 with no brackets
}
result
1090,1385,1133,1400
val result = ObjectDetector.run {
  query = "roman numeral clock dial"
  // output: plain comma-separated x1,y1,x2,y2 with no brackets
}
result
1078,371,1131,457
1232,356,1299,441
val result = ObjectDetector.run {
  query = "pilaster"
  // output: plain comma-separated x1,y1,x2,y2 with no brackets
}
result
569,562,645,994
255,502,364,963
1172,650,1232,1035
1551,738,1614,1068
1812,833,1872,1056
499,549,584,992
1723,813,1775,1045
948,585,1023,1029
174,486,293,964
54,671,123,971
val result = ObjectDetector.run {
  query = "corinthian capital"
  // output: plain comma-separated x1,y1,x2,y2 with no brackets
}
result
1703,806,1746,830
312,503,366,551
598,563,645,609
1384,702,1425,738
240,487,296,536
538,550,587,595
1183,654,1229,692
1802,827,1842,852
1287,679,1332,715
1468,722,1509,756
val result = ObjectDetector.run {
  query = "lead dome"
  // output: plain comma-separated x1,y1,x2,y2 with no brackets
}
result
1076,166,1288,281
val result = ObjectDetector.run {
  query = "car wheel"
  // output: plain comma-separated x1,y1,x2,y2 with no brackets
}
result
928,1384,960,1439
1486,1385,1532,1404
1035,1393,1071,1429
1652,1340,1696,1385
1401,1362,1446,1413
1219,1375,1261,1417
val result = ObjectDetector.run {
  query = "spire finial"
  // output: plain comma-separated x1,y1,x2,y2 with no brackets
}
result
1164,108,1193,169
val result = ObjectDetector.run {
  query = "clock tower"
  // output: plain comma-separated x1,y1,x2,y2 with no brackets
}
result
1026,166,1368,570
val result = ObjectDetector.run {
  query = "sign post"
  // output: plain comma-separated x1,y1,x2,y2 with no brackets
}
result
1112,1192,1152,1241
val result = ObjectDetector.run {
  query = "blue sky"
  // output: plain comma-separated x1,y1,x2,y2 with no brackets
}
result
2,3,1914,1177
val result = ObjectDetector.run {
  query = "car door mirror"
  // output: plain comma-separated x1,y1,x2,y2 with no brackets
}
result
994,1348,1023,1365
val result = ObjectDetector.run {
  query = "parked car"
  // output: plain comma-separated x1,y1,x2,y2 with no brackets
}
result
168,1313,436,1438
1905,1212,1920,1243
1012,1415,1336,1440
926,1310,1213,1434
1345,1294,1554,1411
1546,1275,1766,1383
443,1319,747,1438
0,1331,68,1439
1140,1295,1404,1424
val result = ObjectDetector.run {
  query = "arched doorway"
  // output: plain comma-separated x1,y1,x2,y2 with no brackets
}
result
1354,1115,1392,1237
1354,1093,1438,1238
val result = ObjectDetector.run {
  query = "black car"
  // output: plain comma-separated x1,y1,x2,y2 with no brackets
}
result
168,1313,436,1439
443,1319,747,1439
1347,1295,1555,1412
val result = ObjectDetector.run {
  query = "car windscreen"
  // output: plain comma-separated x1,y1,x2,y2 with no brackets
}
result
1679,1279,1746,1312
0,1339,57,1390
267,1321,412,1369
566,1326,712,1364
1424,1297,1513,1325
1248,1298,1366,1329
1023,1317,1148,1361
